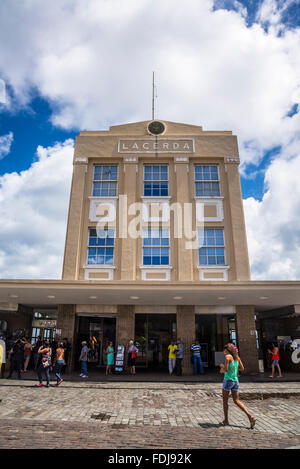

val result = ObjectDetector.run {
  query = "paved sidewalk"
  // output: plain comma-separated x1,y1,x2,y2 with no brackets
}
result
0,379,299,449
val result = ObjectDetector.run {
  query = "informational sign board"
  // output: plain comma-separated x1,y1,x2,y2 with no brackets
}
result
115,345,125,372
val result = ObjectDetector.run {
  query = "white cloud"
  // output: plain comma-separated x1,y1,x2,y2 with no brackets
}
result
0,132,13,160
244,138,300,279
0,0,299,167
0,0,300,280
0,140,74,279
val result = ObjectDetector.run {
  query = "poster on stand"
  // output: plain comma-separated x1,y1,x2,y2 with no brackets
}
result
115,345,125,372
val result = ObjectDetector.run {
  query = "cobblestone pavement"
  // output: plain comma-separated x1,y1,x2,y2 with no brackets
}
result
0,379,299,449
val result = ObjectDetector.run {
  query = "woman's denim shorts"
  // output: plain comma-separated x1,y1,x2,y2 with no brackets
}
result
222,380,239,392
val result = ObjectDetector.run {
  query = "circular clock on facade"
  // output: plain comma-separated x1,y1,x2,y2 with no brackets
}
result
147,120,166,136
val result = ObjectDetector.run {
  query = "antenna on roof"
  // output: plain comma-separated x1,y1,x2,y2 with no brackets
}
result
152,71,157,120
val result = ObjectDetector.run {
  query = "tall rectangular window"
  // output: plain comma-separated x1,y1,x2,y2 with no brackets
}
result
198,228,225,265
92,165,118,197
143,228,170,265
144,165,168,197
87,228,115,265
195,165,220,197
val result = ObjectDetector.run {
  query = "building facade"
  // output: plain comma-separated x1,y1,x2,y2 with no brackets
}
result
1,120,300,374
59,119,256,373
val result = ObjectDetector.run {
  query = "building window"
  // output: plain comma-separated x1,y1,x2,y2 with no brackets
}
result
87,228,115,265
195,165,220,197
92,165,118,197
143,228,170,265
144,165,168,197
198,228,225,265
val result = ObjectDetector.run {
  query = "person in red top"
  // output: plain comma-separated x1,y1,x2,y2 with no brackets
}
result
268,342,283,378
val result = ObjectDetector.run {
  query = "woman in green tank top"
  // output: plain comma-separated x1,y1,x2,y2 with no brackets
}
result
219,343,255,429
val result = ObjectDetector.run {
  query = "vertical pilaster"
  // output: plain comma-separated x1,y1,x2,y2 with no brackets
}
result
56,304,76,368
116,305,135,348
175,162,193,280
177,305,195,374
62,163,87,280
236,305,259,373
120,162,137,280
225,162,251,280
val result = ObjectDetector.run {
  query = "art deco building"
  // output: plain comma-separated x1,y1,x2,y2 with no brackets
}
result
1,120,299,374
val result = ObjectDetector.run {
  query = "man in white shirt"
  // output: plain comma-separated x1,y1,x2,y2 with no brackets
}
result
79,341,89,378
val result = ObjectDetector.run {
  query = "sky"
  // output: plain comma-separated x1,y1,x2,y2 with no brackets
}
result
0,0,300,280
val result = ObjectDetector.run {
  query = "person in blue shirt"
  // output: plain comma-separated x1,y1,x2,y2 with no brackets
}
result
190,340,204,375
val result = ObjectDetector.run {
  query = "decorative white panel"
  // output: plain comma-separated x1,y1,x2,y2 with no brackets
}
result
198,266,229,281
89,197,117,222
196,199,224,222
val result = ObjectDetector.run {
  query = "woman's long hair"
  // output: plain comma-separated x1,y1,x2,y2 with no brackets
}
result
224,343,239,361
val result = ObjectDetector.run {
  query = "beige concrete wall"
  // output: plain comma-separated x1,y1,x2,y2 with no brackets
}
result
63,120,250,284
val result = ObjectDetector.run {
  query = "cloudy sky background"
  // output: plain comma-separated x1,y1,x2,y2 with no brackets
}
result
0,0,300,279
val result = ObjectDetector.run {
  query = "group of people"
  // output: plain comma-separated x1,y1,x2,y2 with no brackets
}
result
168,338,204,376
0,335,72,386
78,339,138,378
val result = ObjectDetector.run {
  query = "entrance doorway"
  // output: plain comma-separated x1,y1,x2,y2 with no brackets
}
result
75,316,116,368
195,314,236,368
135,314,176,369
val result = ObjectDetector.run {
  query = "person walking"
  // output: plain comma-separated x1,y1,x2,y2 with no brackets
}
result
106,341,114,375
128,340,138,375
79,341,89,378
268,342,283,378
191,340,204,375
62,338,72,374
23,338,32,373
175,338,184,376
33,336,43,370
168,339,177,376
53,341,65,386
7,338,24,379
36,341,52,388
219,343,255,429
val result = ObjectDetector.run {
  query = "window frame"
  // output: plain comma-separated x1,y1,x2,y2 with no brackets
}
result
92,165,118,197
194,164,220,197
142,227,170,266
197,227,226,266
87,227,115,266
143,164,169,197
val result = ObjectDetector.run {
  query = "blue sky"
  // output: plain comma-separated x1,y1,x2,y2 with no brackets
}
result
0,0,300,279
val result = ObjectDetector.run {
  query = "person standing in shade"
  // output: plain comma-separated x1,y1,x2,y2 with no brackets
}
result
0,336,7,379
62,338,72,374
219,343,255,429
175,338,184,376
191,340,204,375
36,341,52,388
23,338,32,373
128,340,138,375
268,342,283,378
79,341,89,378
53,342,65,386
8,338,24,379
168,339,178,376
33,336,43,370
106,341,114,376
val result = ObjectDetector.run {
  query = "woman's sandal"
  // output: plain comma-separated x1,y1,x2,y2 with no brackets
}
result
250,417,256,429
219,420,229,426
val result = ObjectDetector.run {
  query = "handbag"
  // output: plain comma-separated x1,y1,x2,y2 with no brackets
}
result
131,350,137,359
